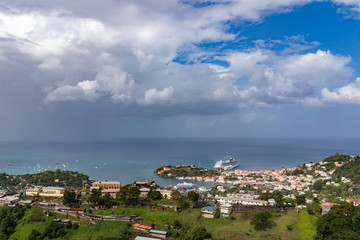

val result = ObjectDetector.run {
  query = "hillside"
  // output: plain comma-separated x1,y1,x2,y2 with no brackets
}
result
0,170,91,191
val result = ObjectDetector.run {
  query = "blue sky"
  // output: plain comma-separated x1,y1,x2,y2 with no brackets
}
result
0,0,360,140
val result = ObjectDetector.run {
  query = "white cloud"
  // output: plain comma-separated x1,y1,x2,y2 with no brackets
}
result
304,77,360,105
46,80,100,102
226,49,353,106
143,86,174,105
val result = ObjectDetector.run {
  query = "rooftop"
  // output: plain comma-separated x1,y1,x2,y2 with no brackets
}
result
202,206,217,210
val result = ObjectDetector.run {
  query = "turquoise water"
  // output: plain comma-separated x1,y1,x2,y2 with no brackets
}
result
0,138,359,186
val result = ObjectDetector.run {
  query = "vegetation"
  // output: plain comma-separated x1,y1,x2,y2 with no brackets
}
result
315,202,360,240
190,225,211,240
63,190,77,206
88,189,116,209
250,211,276,231
0,205,26,238
21,169,91,188
116,184,140,206
187,191,199,202
332,156,360,184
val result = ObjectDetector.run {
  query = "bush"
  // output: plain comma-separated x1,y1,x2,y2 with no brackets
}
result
250,211,276,231
287,224,293,231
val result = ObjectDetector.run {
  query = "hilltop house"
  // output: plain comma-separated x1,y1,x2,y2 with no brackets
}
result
201,206,218,218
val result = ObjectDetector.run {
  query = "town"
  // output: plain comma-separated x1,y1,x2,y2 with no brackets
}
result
0,154,359,239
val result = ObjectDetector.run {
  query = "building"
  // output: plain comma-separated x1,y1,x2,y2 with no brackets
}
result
322,202,337,215
92,181,121,190
134,237,161,240
140,188,151,198
25,188,40,197
220,204,232,217
149,230,167,239
101,189,120,198
267,199,276,206
201,206,218,218
156,189,172,199
216,196,268,206
26,187,65,198
133,223,153,232
135,179,152,188
40,187,65,197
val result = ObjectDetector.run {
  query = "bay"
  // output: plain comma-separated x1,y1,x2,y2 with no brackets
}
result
0,138,359,187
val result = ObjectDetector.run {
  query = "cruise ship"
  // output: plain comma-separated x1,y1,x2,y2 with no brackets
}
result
214,157,238,170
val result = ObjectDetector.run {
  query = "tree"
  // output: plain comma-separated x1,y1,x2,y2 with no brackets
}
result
272,191,284,208
315,202,360,240
259,192,272,201
296,194,306,204
171,190,182,201
190,225,211,240
99,193,115,208
89,189,102,207
250,211,276,231
148,191,162,201
313,180,325,191
187,191,199,202
63,190,76,206
173,219,182,230
28,229,41,240
117,185,140,206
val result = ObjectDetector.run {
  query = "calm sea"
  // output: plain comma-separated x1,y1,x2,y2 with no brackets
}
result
0,138,359,186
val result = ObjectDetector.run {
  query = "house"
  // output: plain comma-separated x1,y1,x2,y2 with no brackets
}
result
156,189,172,199
135,180,152,188
140,188,151,198
149,229,167,239
220,204,232,217
201,206,218,218
322,202,337,215
101,189,119,198
133,223,153,232
92,181,121,190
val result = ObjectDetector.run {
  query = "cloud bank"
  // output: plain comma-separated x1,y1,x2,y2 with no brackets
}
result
0,0,359,120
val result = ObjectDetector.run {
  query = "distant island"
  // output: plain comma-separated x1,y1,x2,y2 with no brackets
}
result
154,164,221,180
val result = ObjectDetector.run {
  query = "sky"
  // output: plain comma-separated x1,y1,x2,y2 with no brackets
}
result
1,0,360,141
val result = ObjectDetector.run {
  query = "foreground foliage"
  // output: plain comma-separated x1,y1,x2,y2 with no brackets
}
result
315,202,360,240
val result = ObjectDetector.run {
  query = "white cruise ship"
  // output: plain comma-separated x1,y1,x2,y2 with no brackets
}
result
214,157,238,170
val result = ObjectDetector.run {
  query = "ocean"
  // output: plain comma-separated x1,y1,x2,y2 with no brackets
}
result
0,138,359,187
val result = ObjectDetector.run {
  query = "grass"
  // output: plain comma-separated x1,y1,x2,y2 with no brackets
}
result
8,205,319,240
93,207,306,239
293,210,317,240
